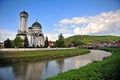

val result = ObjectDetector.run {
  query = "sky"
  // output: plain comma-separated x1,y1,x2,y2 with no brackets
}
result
0,0,120,42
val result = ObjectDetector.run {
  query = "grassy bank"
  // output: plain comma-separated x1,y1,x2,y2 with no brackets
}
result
0,49,89,64
47,48,120,80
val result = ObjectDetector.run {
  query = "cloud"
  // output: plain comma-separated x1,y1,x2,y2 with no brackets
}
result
59,17,87,26
45,33,58,41
0,30,17,42
59,28,70,33
74,10,120,35
45,33,73,41
55,9,120,36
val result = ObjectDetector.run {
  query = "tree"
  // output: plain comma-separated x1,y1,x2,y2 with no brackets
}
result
44,36,49,48
55,34,65,47
71,39,84,47
14,36,23,48
4,38,12,48
24,35,29,48
59,34,64,40
11,40,15,48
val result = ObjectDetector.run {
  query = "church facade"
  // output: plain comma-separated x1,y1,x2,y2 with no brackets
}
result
17,11,45,47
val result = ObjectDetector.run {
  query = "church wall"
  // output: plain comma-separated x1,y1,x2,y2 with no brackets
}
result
38,36,45,47
27,34,32,46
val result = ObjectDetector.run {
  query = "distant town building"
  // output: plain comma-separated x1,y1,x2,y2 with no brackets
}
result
0,42,4,48
17,11,45,47
115,40,120,47
48,41,55,47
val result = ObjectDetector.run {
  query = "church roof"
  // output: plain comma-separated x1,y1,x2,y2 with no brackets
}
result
39,34,43,36
20,11,28,15
32,21,42,28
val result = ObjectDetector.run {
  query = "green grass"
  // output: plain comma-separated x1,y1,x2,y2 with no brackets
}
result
0,49,89,63
47,48,120,80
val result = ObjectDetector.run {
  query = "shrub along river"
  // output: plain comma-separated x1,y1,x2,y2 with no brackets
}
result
0,50,112,80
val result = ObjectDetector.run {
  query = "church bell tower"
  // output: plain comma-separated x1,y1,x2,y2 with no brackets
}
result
17,10,28,40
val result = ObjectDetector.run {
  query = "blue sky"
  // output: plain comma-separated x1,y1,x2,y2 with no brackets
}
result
0,0,120,42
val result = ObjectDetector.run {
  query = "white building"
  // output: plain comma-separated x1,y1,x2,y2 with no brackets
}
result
17,11,45,47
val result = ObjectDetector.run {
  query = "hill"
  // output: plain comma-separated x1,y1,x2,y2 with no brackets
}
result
65,35,120,45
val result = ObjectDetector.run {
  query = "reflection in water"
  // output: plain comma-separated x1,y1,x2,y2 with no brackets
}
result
0,50,112,80
56,58,64,73
12,63,27,80
12,62,45,80
25,62,44,80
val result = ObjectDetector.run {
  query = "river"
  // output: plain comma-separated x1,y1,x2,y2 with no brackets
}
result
0,50,112,80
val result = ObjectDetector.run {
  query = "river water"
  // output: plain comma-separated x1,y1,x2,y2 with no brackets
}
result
0,50,112,80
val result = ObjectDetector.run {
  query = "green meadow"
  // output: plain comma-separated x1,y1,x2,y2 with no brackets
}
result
47,48,120,80
0,49,89,63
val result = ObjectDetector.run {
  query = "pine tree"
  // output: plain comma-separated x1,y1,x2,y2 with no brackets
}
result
24,35,29,48
44,36,49,48
55,34,65,47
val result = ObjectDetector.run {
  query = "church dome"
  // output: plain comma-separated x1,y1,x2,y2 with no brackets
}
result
32,21,42,29
20,11,28,15
20,11,28,18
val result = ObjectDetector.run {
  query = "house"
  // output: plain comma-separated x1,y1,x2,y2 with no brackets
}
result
115,40,120,47
48,41,55,47
0,42,4,48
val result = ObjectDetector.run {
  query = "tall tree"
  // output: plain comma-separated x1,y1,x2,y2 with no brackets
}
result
14,36,23,48
55,34,65,47
4,38,12,48
44,36,49,48
59,34,64,40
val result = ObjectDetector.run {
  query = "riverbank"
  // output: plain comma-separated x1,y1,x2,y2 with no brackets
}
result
0,48,74,52
0,48,89,64
47,48,120,80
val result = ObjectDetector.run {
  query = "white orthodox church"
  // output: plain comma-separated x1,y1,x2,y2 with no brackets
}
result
17,11,45,47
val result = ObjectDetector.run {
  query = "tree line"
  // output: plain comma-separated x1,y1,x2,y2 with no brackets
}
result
4,36,28,48
4,34,65,48
4,34,88,48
